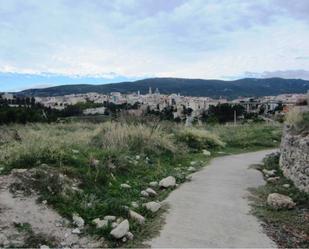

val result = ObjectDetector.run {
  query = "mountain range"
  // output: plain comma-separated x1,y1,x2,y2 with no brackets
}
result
18,77,309,99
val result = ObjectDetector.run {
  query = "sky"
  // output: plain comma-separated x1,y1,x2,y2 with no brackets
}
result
0,0,309,91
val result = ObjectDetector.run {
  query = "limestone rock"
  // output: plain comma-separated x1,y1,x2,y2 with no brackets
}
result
131,201,139,208
149,181,158,187
92,218,108,229
202,149,211,156
262,169,276,177
104,215,116,221
126,231,134,240
267,176,280,183
120,183,131,189
267,193,296,209
129,210,145,224
72,228,81,234
159,176,176,188
140,190,149,197
283,184,290,188
143,201,161,213
110,219,130,239
145,187,157,196
187,166,196,172
72,213,84,228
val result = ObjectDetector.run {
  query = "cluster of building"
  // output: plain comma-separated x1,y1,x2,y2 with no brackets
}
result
30,88,308,118
1,89,308,119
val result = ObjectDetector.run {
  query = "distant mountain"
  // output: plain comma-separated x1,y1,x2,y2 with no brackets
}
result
18,77,309,99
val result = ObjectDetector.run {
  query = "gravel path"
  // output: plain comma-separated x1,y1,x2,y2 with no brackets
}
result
150,149,278,248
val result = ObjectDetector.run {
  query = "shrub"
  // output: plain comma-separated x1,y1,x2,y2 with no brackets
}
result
175,127,225,150
285,108,309,133
92,122,179,155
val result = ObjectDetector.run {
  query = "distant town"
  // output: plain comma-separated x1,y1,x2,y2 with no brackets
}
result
1,88,308,123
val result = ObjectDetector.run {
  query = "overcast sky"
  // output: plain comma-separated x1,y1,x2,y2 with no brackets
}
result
1,0,309,91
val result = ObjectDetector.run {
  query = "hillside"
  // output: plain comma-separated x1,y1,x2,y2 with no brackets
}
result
18,77,309,99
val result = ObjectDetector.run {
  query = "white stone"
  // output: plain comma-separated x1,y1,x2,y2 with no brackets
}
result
143,202,161,213
116,217,124,224
135,155,140,160
140,190,149,197
145,187,157,196
131,201,139,208
262,169,276,177
190,161,197,165
111,222,118,228
267,176,280,183
40,245,50,249
129,210,145,225
283,184,290,188
120,183,131,189
202,149,211,156
149,181,158,187
267,193,296,209
71,228,81,234
187,166,196,172
126,231,134,240
110,219,130,239
104,215,116,221
92,218,108,229
159,176,176,188
72,213,84,228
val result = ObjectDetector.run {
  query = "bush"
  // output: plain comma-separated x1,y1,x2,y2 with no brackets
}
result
175,127,225,150
92,122,179,155
285,108,309,133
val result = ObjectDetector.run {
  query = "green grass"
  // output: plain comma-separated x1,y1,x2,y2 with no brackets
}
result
249,153,309,248
0,120,282,247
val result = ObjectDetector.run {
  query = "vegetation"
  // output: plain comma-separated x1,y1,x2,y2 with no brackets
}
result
285,107,309,133
201,103,245,123
211,123,282,151
0,120,282,247
249,153,309,248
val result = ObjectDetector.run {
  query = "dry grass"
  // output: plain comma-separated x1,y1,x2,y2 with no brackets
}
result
175,127,225,150
285,107,309,133
92,122,179,155
0,123,101,168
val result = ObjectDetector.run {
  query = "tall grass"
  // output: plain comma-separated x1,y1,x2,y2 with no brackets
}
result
175,127,225,150
0,123,101,168
91,122,179,155
285,107,309,133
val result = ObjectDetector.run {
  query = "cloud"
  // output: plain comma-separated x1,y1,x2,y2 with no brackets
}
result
244,70,309,80
0,0,308,85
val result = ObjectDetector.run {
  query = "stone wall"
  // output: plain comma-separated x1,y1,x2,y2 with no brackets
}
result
280,126,309,193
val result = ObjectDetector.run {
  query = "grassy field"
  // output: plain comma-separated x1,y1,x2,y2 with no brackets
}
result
0,121,282,247
249,153,309,248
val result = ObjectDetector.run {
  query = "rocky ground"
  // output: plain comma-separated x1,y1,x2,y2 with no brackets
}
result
0,169,104,248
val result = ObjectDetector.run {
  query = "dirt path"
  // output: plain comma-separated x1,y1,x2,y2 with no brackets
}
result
150,149,278,248
0,171,103,248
